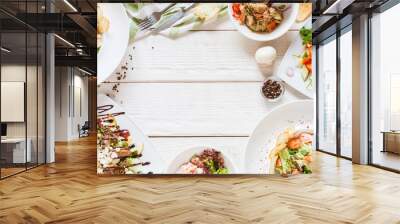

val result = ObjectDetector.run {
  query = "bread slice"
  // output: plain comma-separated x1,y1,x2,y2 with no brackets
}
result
297,3,312,22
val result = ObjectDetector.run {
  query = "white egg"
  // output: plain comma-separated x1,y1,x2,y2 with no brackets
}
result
255,46,277,66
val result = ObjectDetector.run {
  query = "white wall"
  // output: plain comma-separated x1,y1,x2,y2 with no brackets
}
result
1,65,39,138
1,64,46,163
54,67,89,141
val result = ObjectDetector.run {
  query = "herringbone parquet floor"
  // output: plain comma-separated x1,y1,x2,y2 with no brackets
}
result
1,136,400,224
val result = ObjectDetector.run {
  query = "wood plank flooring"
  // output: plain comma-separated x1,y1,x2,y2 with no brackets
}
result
1,136,400,224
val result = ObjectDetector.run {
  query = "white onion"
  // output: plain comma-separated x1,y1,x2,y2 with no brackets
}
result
255,46,277,66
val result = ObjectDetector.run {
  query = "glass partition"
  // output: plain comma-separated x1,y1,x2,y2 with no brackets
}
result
38,32,45,165
0,1,46,179
339,29,352,158
317,37,337,155
1,31,28,177
27,31,38,169
370,3,400,171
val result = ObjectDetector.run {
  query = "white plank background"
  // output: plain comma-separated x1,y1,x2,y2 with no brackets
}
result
106,31,298,82
99,82,303,136
99,14,310,173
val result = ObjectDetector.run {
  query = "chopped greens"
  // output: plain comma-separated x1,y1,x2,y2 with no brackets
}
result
300,27,312,45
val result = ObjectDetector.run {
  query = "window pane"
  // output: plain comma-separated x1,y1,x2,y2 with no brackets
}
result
27,31,38,169
340,29,352,158
318,38,337,154
371,3,400,171
38,33,46,165
1,31,27,177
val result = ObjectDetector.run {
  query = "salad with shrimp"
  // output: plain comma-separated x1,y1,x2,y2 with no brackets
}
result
177,148,228,174
268,128,313,176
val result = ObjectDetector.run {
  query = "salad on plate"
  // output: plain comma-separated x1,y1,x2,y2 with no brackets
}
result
231,3,289,33
97,112,150,174
177,148,228,174
268,128,313,176
297,27,312,88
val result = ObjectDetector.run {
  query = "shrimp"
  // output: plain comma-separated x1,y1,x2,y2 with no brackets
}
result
287,137,301,149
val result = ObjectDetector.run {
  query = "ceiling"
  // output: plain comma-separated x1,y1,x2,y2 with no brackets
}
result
0,0,98,74
312,0,392,44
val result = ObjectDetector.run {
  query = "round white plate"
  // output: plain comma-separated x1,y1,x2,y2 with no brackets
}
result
97,3,130,85
166,146,237,174
97,94,165,174
227,3,299,42
245,100,314,174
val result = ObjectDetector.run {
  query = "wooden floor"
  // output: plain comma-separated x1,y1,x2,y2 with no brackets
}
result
1,136,400,224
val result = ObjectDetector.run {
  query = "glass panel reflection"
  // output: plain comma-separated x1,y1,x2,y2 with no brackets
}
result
318,38,337,154
340,30,352,158
371,4,400,171
1,31,27,177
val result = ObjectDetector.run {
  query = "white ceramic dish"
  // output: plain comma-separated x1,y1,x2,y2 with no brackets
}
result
227,3,299,42
97,94,165,174
276,19,313,98
97,3,130,85
244,100,314,174
166,146,237,174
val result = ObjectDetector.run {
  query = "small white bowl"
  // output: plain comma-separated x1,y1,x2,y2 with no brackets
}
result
166,146,237,174
228,3,299,42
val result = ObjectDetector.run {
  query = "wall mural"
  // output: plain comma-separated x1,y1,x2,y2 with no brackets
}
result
97,3,314,175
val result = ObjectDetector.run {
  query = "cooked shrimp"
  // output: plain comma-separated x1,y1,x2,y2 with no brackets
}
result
287,137,301,149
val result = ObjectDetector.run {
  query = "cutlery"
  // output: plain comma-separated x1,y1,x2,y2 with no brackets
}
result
137,3,176,31
150,3,196,33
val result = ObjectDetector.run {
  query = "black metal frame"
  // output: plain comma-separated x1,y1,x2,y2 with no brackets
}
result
336,21,341,159
0,0,47,180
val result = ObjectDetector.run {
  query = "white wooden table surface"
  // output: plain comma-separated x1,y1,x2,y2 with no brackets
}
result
99,16,309,172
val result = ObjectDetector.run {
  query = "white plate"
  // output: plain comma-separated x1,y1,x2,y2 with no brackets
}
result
166,146,237,174
97,3,130,85
276,19,313,98
227,3,299,42
245,100,314,174
97,94,165,174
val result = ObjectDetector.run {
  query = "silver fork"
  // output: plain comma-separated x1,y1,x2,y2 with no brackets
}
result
137,3,176,31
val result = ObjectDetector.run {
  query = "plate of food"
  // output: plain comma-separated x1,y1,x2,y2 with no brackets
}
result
97,94,165,174
166,147,237,174
276,20,313,98
97,3,130,85
228,3,299,42
244,100,314,174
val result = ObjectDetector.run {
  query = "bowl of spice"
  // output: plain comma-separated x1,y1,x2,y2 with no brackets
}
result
261,77,285,102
